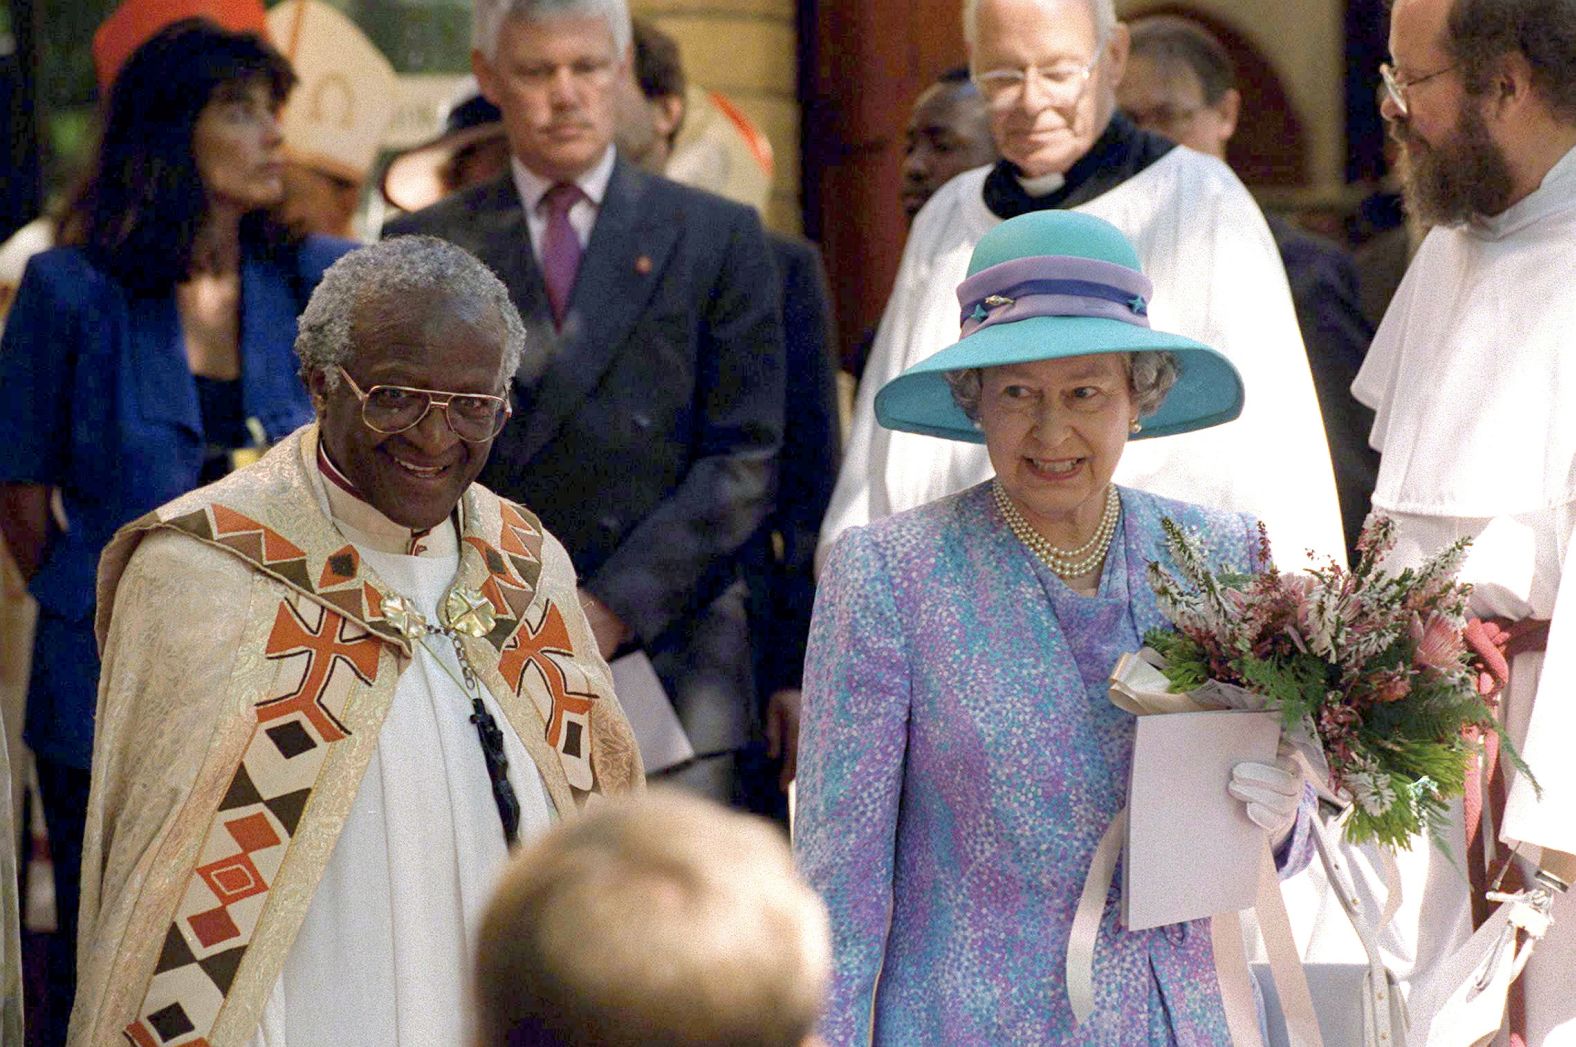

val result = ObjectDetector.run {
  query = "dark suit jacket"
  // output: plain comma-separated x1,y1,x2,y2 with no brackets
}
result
1267,214,1379,565
748,233,841,698
385,160,785,756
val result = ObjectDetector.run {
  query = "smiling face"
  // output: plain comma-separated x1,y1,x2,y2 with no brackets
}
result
312,285,510,530
192,77,287,214
970,0,1126,179
474,14,626,183
978,353,1135,544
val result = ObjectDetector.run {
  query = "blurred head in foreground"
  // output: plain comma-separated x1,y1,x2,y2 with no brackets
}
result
475,789,831,1047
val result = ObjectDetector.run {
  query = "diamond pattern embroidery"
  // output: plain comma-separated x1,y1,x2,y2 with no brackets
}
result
498,600,596,790
127,593,381,1046
124,495,556,1046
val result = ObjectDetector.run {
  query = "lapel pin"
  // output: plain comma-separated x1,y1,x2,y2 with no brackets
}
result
635,255,653,275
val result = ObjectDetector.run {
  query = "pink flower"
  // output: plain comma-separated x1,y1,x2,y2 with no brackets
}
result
1411,613,1465,672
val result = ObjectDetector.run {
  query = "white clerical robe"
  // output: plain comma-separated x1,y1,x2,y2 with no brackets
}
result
820,150,1345,570
1327,144,1576,1046
249,480,554,1046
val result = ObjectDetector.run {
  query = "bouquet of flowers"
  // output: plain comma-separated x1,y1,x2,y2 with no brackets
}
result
1142,514,1533,848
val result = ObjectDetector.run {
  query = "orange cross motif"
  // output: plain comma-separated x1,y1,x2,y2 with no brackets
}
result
260,600,383,742
498,601,594,749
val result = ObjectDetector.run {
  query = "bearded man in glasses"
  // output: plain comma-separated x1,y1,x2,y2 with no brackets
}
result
820,0,1345,573
1335,0,1576,1043
71,236,640,1047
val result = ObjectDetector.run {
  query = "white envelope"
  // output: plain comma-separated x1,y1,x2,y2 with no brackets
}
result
609,652,695,774
1123,710,1281,931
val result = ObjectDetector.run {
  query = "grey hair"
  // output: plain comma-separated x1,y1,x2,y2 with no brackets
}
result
474,0,633,60
295,236,526,392
945,350,1180,422
962,0,1116,48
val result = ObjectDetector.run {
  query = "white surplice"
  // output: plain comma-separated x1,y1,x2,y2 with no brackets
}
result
1318,144,1576,1046
248,470,555,1046
819,149,1345,570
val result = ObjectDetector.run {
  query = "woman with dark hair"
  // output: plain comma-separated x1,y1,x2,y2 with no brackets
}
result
0,17,354,1035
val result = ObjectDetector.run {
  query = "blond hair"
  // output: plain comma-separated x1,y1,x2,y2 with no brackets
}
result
475,790,830,1047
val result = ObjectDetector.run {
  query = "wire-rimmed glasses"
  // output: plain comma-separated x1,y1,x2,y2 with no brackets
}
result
1379,61,1458,119
336,366,511,443
972,54,1100,110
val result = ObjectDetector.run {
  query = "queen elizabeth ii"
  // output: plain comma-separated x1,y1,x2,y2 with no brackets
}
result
795,211,1310,1045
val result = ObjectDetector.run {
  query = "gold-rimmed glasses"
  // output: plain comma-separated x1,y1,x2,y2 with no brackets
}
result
972,54,1100,110
1379,61,1458,119
336,366,511,443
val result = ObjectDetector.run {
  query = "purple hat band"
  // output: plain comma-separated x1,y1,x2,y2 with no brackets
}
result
956,255,1154,338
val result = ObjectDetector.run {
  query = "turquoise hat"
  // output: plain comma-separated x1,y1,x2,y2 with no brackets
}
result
873,211,1244,443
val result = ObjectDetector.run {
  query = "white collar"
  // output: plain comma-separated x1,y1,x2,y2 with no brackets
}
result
1016,170,1067,197
307,437,460,559
510,145,617,214
1468,142,1576,241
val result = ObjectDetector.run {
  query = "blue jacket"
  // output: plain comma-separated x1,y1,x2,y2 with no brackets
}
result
0,236,354,765
797,484,1312,1044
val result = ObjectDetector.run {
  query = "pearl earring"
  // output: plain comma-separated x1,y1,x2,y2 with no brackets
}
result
1129,420,1143,435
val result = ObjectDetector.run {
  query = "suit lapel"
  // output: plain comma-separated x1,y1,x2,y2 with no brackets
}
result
513,160,680,464
131,293,202,439
239,255,304,441
466,178,554,337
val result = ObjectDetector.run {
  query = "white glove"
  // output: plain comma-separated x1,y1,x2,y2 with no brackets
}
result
1229,754,1302,845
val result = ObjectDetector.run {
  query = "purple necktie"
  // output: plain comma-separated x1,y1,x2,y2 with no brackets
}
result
539,182,585,328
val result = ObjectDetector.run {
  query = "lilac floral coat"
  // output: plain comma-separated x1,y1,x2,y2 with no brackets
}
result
796,483,1309,1046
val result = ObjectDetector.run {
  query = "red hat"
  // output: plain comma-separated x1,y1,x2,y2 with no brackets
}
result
92,0,269,95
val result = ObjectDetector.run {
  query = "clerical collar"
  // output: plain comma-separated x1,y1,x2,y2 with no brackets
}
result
1017,170,1066,196
314,442,459,559
981,111,1176,220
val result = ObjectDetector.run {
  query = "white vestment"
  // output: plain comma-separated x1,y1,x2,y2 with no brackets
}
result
1325,144,1576,1046
249,476,555,1046
820,150,1344,569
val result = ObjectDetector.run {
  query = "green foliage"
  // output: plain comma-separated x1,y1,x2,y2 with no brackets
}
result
1233,653,1329,728
1142,628,1208,690
1142,513,1534,849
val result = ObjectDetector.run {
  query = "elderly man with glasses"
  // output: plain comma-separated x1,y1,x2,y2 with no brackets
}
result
820,0,1345,574
70,236,641,1047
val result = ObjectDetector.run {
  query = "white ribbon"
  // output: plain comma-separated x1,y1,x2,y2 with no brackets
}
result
1066,810,1125,1022
1107,649,1216,716
1068,652,1331,1044
1066,816,1324,1045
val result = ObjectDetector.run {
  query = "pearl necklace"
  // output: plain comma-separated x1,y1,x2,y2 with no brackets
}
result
993,481,1120,579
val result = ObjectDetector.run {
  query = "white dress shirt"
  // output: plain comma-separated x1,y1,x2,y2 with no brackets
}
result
510,145,617,260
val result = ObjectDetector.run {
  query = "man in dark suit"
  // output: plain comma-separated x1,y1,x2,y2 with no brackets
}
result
386,0,785,805
1118,14,1380,566
616,16,841,813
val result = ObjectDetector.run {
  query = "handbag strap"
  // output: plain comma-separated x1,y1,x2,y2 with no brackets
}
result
1307,812,1409,1045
